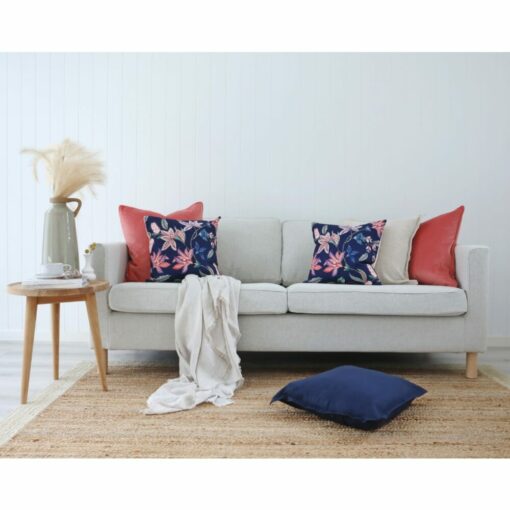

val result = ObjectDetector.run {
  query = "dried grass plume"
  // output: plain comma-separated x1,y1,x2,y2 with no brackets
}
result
22,139,105,198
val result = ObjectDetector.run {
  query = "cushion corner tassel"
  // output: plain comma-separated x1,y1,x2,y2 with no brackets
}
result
144,274,243,415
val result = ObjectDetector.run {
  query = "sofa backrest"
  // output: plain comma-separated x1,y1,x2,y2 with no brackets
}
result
281,220,314,286
217,218,282,283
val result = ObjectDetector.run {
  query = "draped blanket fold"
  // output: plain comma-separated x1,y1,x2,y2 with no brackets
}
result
144,275,243,414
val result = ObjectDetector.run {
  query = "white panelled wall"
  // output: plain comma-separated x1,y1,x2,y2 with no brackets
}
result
0,53,509,344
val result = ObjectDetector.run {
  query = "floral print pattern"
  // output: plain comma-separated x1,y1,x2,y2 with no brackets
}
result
145,216,220,282
306,220,386,285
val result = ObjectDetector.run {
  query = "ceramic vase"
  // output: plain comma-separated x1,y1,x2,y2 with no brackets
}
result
81,252,97,281
42,197,82,271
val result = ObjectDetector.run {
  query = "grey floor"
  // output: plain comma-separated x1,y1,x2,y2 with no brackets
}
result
0,339,509,420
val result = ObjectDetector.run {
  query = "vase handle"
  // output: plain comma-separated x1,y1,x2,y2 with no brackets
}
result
67,198,82,217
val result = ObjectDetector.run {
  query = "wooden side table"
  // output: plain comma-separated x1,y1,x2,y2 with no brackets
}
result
7,280,110,404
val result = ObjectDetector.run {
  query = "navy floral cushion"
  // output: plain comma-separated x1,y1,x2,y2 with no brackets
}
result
306,220,386,285
144,216,220,282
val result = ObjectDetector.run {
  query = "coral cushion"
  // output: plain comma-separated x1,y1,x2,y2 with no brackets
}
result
409,206,464,287
119,202,203,282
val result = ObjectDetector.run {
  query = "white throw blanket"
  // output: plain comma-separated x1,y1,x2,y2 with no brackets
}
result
144,274,243,414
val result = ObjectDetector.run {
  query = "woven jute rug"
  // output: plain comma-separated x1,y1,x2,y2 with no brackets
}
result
1,362,510,458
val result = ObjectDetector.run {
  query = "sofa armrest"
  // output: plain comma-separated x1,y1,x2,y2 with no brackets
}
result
91,242,128,285
455,245,489,351
89,242,127,349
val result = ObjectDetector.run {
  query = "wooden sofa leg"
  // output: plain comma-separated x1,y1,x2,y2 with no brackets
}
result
466,352,478,379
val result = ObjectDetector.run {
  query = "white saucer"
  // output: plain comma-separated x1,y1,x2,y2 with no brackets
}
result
35,273,65,279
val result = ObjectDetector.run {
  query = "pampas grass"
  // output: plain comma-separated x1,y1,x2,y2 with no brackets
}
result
22,139,105,198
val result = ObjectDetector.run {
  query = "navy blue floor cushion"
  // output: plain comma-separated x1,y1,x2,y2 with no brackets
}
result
271,365,427,430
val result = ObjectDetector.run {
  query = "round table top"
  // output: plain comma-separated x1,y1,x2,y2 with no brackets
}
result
7,280,110,297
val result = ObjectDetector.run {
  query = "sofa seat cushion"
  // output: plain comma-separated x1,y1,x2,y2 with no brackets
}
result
287,283,467,316
109,282,288,315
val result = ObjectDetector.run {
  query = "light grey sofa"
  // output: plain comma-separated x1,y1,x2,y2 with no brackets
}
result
92,218,489,378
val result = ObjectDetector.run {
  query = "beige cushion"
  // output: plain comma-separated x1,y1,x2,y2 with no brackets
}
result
348,217,421,284
109,282,288,315
281,218,420,286
287,283,467,316
377,217,420,284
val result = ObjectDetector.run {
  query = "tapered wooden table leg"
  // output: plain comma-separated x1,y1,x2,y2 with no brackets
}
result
103,348,108,375
85,293,108,391
51,303,60,380
21,297,38,404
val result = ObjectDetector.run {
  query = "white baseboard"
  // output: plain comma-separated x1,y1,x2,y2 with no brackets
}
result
488,336,510,348
0,329,90,342
1,329,509,348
